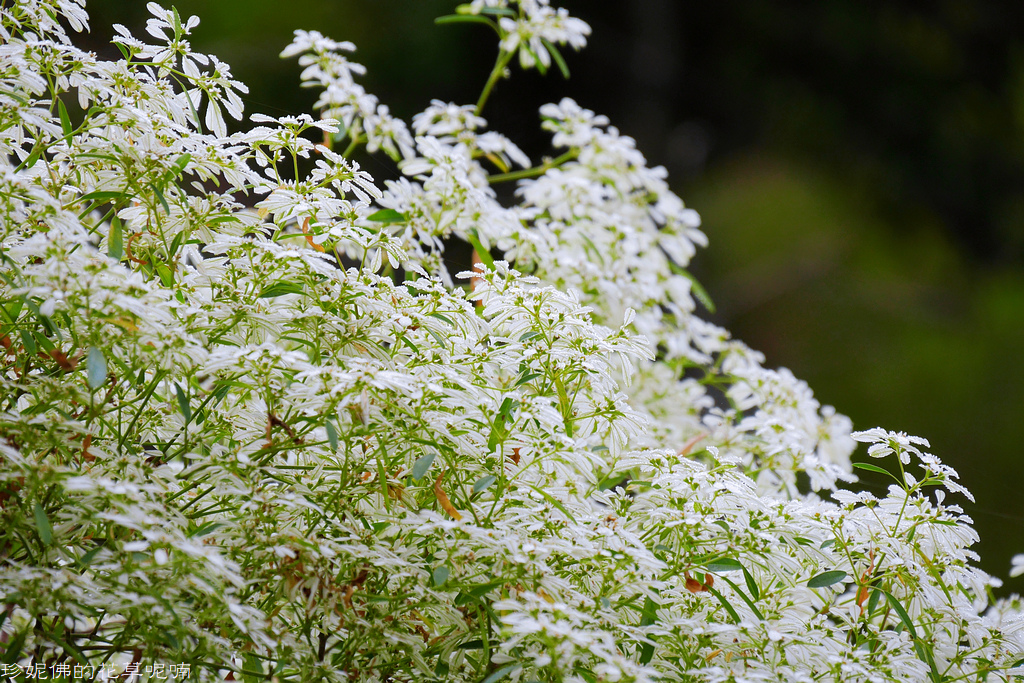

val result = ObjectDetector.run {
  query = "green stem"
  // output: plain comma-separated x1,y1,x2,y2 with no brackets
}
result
476,50,514,117
341,134,364,159
488,149,578,184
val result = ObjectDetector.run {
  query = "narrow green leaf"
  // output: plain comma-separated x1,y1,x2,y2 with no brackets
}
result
241,653,263,683
706,558,744,573
22,146,42,170
866,587,882,615
473,474,496,493
20,329,36,355
526,484,577,524
432,565,449,587
190,521,224,538
456,639,483,650
259,281,305,298
880,589,941,680
109,216,124,260
366,208,407,224
57,98,72,137
742,566,760,601
820,539,835,549
482,665,518,683
325,420,339,451
34,503,52,546
666,261,716,313
86,346,106,389
639,595,658,627
475,6,517,17
465,229,494,269
638,595,659,664
175,383,192,423
168,230,185,256
77,545,102,567
852,462,898,479
435,14,495,27
155,262,174,287
151,182,170,213
542,38,570,79
718,575,765,621
412,452,436,481
706,585,741,624
169,153,191,178
1,628,27,664
78,190,126,203
807,570,847,588
639,639,655,665
468,581,503,598
514,371,541,387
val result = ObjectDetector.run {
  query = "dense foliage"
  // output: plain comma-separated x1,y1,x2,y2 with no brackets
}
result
0,0,1022,680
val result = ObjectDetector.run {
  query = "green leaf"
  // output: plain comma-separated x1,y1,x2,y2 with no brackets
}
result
151,182,170,213
473,474,496,493
742,566,760,601
597,473,628,491
21,146,42,171
258,281,305,298
866,587,882,615
325,420,339,451
241,653,263,683
482,665,518,683
432,565,449,587
807,570,847,588
1,628,27,664
435,14,495,28
820,539,835,549
637,595,659,664
155,262,174,287
34,503,52,546
466,229,494,269
190,521,224,538
86,346,106,389
488,397,516,452
852,462,898,479
666,261,716,313
456,639,483,650
168,153,191,179
108,216,124,260
57,98,73,137
706,558,744,573
525,483,577,524
706,585,741,624
78,190,127,203
168,230,185,257
77,545,103,567
880,589,941,681
412,452,436,481
19,329,36,355
717,574,765,621
542,38,570,79
514,371,541,387
366,208,407,224
174,383,192,423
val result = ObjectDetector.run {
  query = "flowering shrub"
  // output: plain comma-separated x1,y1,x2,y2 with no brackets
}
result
0,0,1022,680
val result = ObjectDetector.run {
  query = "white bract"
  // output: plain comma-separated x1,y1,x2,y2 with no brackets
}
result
0,0,1021,681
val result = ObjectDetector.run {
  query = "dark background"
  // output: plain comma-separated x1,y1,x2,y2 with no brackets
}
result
82,0,1024,591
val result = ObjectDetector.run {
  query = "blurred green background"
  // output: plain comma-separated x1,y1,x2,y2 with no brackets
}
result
81,0,1024,590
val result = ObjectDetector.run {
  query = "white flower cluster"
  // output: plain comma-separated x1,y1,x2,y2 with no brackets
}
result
0,0,1021,681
